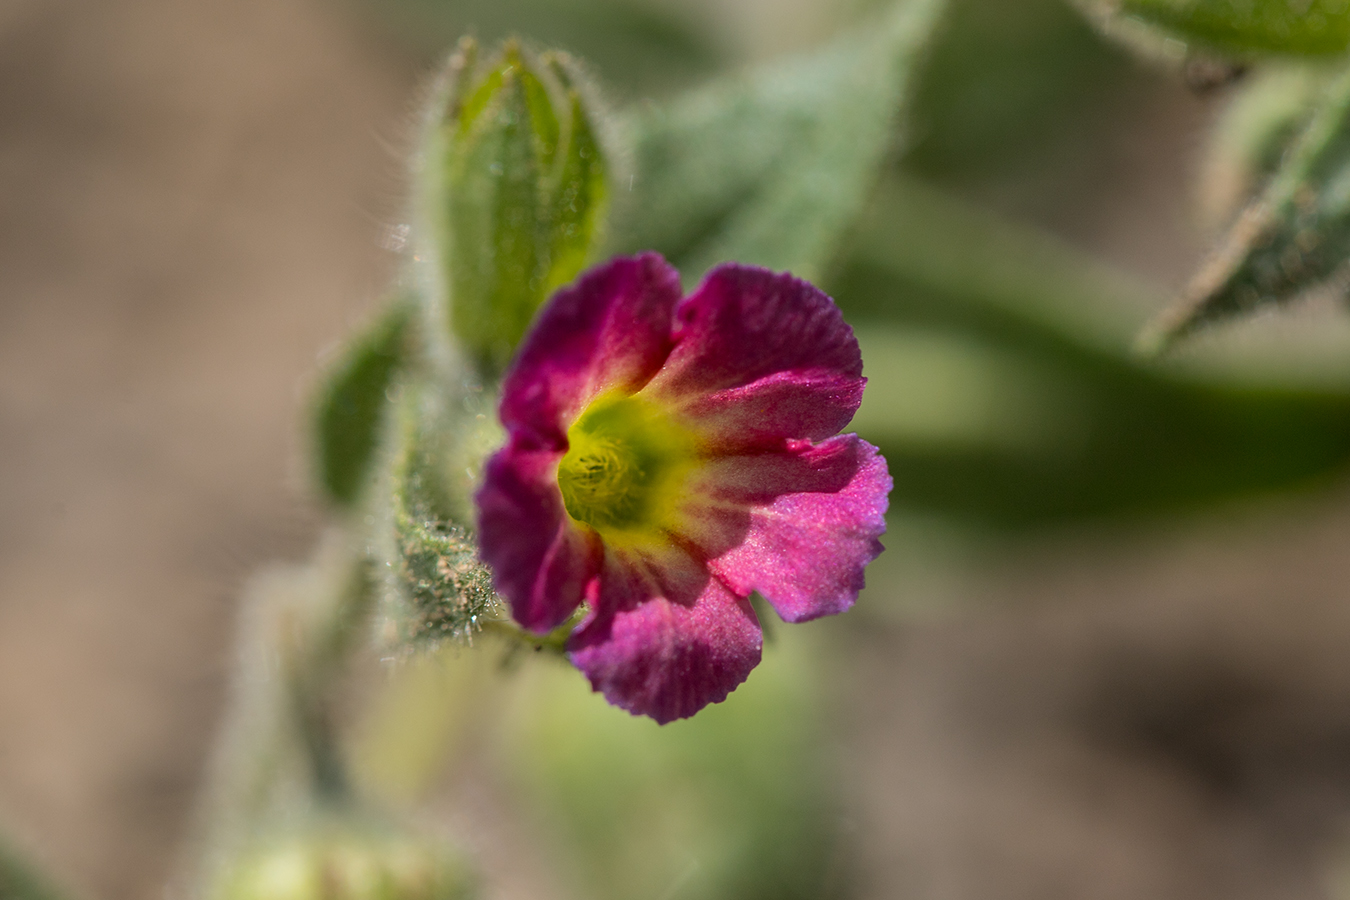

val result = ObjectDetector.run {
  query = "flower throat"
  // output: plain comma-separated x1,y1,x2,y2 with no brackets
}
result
557,394,693,536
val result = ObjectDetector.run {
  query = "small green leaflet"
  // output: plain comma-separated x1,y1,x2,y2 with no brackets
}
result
1144,63,1350,350
312,296,414,508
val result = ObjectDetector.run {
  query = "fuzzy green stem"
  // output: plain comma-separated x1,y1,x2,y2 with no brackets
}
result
477,617,573,656
283,553,376,802
192,537,380,893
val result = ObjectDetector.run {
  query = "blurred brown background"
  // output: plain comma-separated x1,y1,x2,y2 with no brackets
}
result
0,1,413,894
5,1,1350,899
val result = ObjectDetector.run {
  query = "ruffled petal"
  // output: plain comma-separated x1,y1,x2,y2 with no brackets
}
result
498,253,683,450
481,253,887,724
568,545,763,724
476,445,602,632
699,435,890,624
671,371,866,453
642,264,864,450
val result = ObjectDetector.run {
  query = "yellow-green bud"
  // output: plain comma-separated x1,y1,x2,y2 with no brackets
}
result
216,833,473,900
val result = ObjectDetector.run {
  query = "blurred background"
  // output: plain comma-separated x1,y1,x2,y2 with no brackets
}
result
7,0,1350,898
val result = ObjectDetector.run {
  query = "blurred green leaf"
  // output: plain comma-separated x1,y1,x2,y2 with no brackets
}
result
850,326,1091,457
610,0,946,284
845,173,1151,349
1199,63,1328,227
0,837,70,900
908,0,1129,179
348,0,724,97
1144,63,1350,350
312,296,414,508
502,631,849,900
1115,0,1350,56
833,175,1350,526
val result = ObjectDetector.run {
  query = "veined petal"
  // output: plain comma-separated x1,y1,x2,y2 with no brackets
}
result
672,371,866,453
642,264,863,449
674,434,870,558
699,435,890,624
499,253,682,450
477,446,602,632
568,545,763,724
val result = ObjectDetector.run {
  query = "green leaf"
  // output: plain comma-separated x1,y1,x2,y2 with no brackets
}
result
1143,62,1350,350
311,296,414,508
0,837,70,900
1117,0,1350,57
610,0,946,284
1199,63,1329,227
908,0,1129,180
503,631,849,900
841,173,1149,353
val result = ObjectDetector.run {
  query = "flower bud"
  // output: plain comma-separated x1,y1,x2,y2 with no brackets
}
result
216,832,473,900
424,39,610,376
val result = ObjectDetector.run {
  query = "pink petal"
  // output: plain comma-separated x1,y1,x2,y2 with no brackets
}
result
671,371,866,453
498,253,682,450
642,264,864,450
701,435,890,624
476,446,602,632
568,546,763,724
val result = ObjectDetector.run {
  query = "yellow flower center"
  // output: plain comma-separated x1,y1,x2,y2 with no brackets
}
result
558,393,696,541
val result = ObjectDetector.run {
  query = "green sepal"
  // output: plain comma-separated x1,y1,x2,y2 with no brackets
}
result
429,40,612,378
311,296,415,508
1117,0,1350,57
386,387,500,646
445,45,547,376
1143,63,1350,350
542,55,610,296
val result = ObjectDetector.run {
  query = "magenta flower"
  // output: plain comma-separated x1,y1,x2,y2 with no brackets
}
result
475,252,890,723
